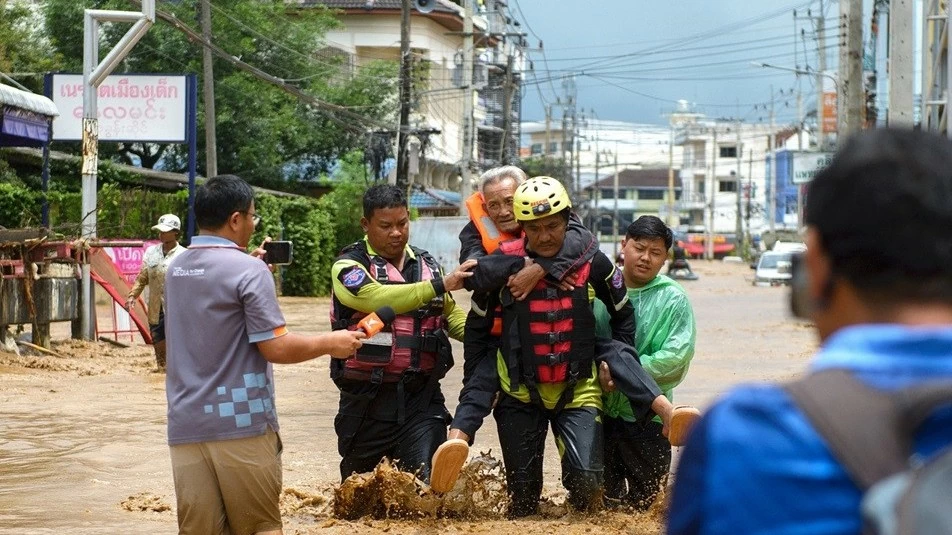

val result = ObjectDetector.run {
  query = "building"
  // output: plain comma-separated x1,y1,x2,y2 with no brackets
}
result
582,168,682,239
520,118,682,194
301,0,525,197
672,103,805,240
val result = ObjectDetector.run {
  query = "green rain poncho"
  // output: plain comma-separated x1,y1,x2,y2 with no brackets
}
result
594,274,697,421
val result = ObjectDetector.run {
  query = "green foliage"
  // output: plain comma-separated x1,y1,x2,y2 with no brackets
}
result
40,0,398,188
0,182,40,228
0,1,59,94
519,157,568,182
315,150,370,251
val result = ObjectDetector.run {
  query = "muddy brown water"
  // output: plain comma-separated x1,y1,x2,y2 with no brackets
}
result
0,261,815,534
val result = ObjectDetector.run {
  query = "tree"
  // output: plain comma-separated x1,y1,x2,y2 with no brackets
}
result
0,1,60,94
41,0,398,189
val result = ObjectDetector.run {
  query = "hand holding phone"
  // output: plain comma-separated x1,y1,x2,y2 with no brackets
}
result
263,240,293,265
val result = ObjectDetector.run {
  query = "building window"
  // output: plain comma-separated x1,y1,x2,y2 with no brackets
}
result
548,142,559,154
719,145,738,158
719,180,738,192
638,189,664,200
530,143,542,155
600,188,614,199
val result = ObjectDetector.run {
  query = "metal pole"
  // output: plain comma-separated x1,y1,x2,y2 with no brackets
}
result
80,0,154,340
396,0,412,188
459,0,474,215
667,126,676,227
769,85,777,234
838,0,863,137
612,149,619,258
816,1,826,149
200,0,218,178
186,74,198,241
735,120,743,254
706,128,717,260
888,0,914,126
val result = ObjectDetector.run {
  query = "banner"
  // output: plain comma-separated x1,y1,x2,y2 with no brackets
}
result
48,74,187,142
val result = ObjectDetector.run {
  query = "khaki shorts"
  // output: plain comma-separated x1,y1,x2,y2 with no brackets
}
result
170,428,283,535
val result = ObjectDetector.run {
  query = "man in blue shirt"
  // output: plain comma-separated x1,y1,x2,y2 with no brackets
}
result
667,128,952,534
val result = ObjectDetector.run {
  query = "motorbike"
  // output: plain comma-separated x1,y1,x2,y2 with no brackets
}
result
667,259,699,281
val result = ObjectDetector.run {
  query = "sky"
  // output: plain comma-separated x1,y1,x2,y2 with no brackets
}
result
510,0,837,127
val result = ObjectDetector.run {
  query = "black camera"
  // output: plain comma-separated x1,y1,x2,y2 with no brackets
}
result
263,241,293,265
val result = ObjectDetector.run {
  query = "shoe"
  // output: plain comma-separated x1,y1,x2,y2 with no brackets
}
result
430,438,469,493
668,405,701,447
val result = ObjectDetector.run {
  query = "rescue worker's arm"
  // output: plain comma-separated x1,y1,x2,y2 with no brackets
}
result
533,213,599,281
441,292,467,342
639,293,696,391
332,259,474,315
459,221,487,263
590,252,635,346
463,252,525,292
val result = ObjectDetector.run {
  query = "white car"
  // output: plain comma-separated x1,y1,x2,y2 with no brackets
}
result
753,251,796,286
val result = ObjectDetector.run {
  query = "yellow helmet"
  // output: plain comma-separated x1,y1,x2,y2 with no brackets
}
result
513,176,572,221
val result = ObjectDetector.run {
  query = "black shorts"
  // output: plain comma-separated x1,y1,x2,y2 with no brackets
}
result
150,307,166,344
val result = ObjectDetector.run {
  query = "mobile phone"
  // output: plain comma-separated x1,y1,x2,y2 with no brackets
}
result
789,252,812,319
263,241,293,265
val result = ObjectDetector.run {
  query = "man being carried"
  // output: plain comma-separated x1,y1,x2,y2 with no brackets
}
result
440,177,698,515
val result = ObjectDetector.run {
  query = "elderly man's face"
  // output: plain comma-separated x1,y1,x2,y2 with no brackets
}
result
482,177,521,234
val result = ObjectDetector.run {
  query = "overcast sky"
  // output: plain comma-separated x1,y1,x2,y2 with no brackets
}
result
510,0,835,126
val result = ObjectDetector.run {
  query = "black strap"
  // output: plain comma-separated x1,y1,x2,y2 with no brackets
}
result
785,369,952,490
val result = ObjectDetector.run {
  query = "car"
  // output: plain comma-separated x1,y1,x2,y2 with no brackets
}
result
753,251,796,286
772,241,807,254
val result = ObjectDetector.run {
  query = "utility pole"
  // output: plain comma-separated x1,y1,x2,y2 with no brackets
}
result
706,128,717,260
459,0,474,214
200,0,217,178
887,0,914,125
747,148,753,241
815,1,826,149
612,149,619,259
735,119,744,254
396,0,412,188
543,104,551,159
666,126,676,227
500,53,515,163
838,0,863,137
593,148,601,236
768,85,777,234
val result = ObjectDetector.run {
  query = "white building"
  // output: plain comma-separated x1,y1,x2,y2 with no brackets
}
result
672,104,806,237
308,0,525,193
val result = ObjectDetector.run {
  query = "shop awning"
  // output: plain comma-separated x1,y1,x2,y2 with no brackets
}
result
0,83,59,147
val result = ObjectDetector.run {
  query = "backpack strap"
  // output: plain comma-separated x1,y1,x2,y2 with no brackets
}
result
785,369,952,490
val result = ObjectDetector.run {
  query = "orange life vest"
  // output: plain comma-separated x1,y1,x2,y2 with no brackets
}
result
465,192,518,254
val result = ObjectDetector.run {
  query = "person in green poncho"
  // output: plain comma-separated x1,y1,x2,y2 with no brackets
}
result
594,215,697,510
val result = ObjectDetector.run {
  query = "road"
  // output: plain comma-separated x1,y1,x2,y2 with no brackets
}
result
0,260,815,534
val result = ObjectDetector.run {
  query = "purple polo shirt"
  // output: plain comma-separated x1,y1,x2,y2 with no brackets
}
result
164,235,287,445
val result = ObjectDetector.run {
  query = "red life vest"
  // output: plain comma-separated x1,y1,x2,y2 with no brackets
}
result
497,239,596,387
330,244,446,384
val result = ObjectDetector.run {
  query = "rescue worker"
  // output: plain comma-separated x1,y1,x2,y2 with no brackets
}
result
329,184,475,482
457,177,697,516
596,216,697,510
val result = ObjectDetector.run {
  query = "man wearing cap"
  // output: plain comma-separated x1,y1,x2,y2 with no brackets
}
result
126,213,185,370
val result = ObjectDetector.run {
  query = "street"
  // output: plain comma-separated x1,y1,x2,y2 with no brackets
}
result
0,260,816,534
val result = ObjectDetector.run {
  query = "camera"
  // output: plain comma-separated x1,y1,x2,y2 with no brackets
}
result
263,240,293,265
789,252,811,319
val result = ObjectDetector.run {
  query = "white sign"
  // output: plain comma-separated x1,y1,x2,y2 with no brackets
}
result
791,151,834,185
49,74,187,142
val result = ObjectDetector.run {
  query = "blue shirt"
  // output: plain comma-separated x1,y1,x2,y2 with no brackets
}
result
667,324,952,535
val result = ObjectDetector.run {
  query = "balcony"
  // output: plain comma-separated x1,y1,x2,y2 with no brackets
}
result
679,191,706,211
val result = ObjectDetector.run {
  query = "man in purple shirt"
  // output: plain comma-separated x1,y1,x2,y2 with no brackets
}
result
667,128,952,534
164,175,365,535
